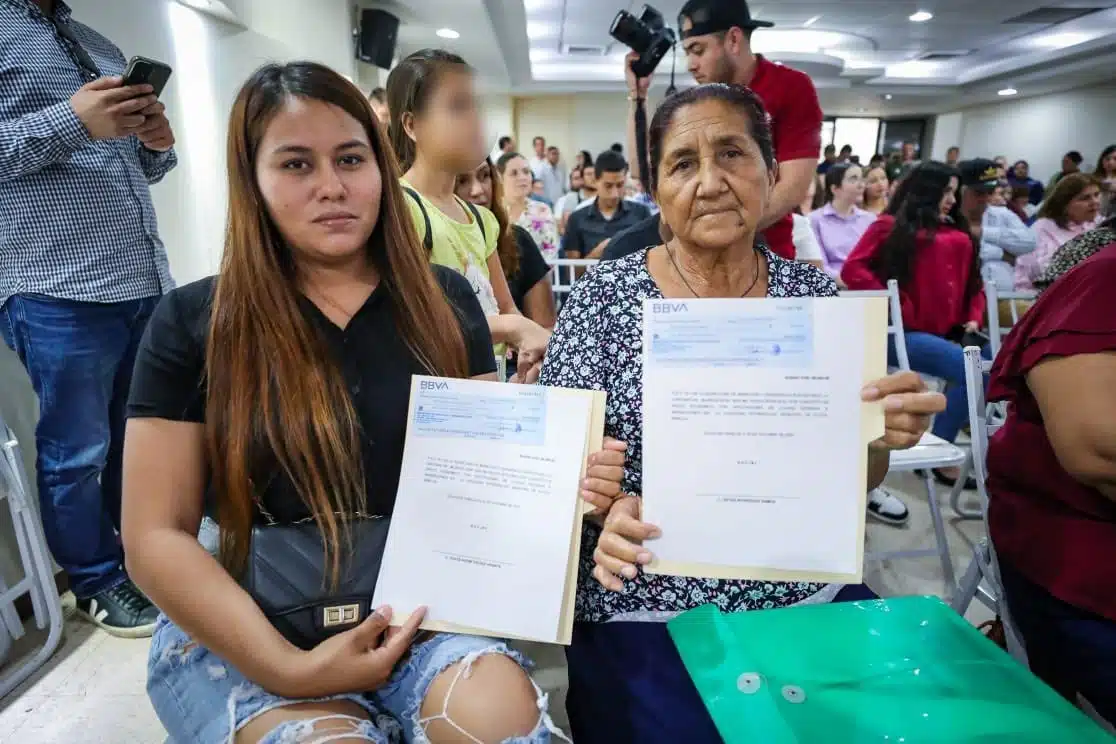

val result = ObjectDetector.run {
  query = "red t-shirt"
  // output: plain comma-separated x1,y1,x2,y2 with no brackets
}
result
986,243,1116,622
747,55,823,261
840,215,984,337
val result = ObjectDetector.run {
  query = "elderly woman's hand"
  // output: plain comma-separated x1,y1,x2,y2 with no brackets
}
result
581,438,628,514
592,495,660,592
861,371,947,450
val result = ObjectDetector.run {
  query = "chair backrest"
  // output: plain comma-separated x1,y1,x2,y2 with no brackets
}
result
984,278,1036,357
548,258,599,308
839,278,910,372
963,345,997,517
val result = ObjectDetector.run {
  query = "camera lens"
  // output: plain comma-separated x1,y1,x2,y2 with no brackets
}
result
610,10,653,54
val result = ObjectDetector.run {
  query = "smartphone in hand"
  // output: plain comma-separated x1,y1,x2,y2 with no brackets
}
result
122,56,173,98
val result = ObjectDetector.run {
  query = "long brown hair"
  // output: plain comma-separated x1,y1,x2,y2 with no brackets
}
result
209,62,469,581
385,49,469,173
1037,173,1102,228
483,158,520,278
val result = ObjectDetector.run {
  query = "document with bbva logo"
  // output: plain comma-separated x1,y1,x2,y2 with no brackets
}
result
642,296,887,584
373,376,605,644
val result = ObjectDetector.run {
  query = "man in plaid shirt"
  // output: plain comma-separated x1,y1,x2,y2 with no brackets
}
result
0,0,178,637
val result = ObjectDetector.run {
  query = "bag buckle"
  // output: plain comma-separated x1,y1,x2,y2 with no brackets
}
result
322,603,361,628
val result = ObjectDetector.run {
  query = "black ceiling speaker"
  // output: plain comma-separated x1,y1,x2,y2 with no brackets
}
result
358,9,399,69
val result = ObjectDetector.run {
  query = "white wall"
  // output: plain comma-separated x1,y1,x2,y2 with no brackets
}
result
954,84,1116,181
481,95,514,155
929,112,963,162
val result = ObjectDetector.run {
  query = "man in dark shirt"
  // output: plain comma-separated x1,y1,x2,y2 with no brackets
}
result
817,144,836,175
563,150,650,259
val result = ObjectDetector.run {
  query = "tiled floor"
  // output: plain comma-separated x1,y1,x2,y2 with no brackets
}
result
0,472,994,743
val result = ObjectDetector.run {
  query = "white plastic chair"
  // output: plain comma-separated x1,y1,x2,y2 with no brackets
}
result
949,346,1027,664
0,410,64,698
841,279,962,593
985,279,1036,357
547,258,599,309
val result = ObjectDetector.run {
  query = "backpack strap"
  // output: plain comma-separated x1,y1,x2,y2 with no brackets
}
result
462,199,486,242
402,186,433,252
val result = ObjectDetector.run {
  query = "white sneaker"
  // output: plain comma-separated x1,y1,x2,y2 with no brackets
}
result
867,488,909,526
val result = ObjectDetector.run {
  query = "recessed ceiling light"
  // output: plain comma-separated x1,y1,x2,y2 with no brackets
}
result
436,28,460,39
803,15,822,27
909,10,933,22
884,93,893,100
998,87,1018,96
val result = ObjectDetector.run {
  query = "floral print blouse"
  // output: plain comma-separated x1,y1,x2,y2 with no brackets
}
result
513,199,560,262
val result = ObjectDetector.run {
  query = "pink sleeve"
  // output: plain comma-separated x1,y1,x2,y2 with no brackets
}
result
1015,221,1056,288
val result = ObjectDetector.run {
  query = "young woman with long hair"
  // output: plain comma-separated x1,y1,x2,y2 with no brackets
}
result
122,61,616,743
862,165,890,215
386,49,551,380
842,161,989,487
496,151,561,260
456,158,557,328
1015,173,1103,290
808,162,877,279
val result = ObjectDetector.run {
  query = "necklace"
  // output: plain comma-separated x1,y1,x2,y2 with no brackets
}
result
666,243,763,299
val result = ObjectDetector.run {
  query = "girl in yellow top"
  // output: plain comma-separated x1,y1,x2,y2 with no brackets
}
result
387,49,551,380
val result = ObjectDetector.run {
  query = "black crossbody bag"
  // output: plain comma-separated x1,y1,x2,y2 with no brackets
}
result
239,517,393,651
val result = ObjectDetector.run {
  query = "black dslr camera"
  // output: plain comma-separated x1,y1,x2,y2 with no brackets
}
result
610,5,676,78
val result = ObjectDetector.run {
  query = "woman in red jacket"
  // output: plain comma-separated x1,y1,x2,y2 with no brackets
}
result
842,162,989,486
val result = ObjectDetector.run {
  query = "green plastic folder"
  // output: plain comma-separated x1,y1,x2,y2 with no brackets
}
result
667,596,1113,743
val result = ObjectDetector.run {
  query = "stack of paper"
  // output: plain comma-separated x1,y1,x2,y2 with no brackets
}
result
374,377,605,644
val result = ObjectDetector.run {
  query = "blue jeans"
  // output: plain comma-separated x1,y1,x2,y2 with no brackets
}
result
888,332,990,443
0,293,158,599
148,616,563,743
999,561,1116,724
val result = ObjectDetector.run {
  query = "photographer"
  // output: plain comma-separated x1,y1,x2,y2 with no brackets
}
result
621,0,822,260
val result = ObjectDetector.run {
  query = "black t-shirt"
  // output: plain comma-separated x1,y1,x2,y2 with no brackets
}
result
601,213,662,261
506,225,552,313
126,266,496,523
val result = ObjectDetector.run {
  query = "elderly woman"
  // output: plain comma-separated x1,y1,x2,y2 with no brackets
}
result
537,84,945,744
1015,173,1103,290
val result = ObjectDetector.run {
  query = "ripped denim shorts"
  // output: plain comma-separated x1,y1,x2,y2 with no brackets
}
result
147,614,566,744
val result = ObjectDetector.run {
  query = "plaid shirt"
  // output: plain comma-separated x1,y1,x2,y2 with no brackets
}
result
0,0,176,306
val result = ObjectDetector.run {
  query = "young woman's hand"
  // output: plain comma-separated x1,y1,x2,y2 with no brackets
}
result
277,605,426,698
581,438,628,514
862,371,947,451
511,318,552,375
592,495,660,592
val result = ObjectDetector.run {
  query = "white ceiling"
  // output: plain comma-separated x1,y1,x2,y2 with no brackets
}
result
361,0,1116,114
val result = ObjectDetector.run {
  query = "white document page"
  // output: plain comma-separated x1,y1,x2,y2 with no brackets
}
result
373,376,592,643
641,297,884,582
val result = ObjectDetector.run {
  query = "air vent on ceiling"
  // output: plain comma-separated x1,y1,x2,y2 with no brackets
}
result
562,44,606,56
919,50,971,61
1003,7,1102,24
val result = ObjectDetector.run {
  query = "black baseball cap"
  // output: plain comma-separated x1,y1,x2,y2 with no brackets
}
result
679,0,774,40
958,158,1000,193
